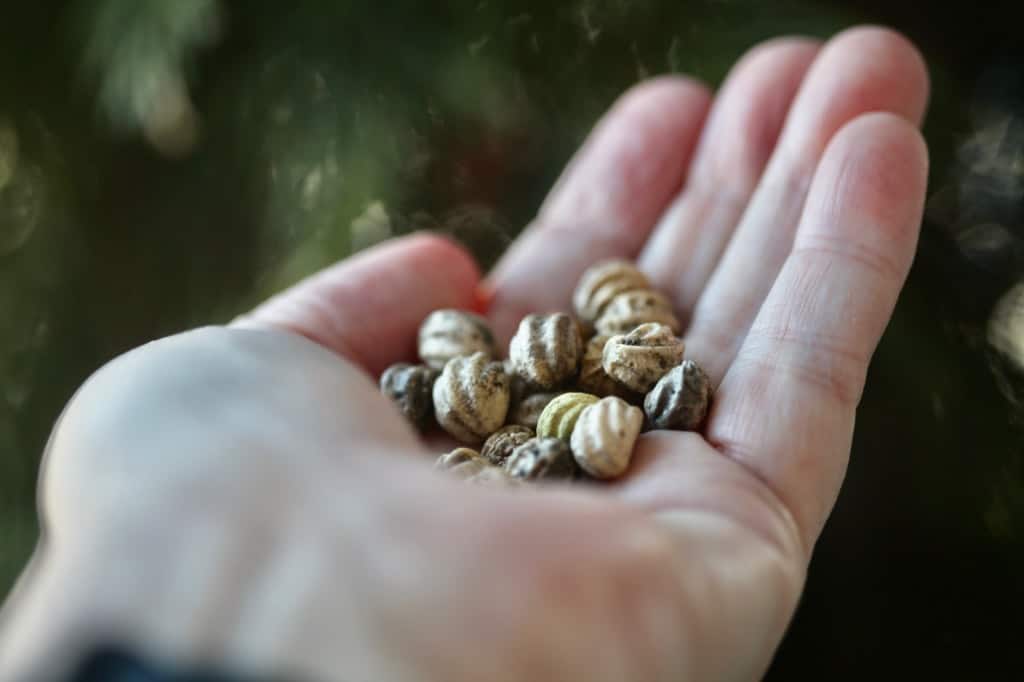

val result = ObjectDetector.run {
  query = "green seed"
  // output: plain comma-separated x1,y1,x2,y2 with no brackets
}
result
536,391,599,440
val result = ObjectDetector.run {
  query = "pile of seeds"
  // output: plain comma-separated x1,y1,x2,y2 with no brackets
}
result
379,259,712,484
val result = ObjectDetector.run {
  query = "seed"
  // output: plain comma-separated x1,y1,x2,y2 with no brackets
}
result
594,289,680,336
379,363,439,430
418,309,496,369
480,425,535,466
602,323,685,393
504,437,578,480
508,313,584,390
468,466,523,487
508,392,561,429
435,447,484,470
573,260,650,327
576,334,642,402
433,352,510,444
536,391,599,440
643,360,712,431
570,396,644,479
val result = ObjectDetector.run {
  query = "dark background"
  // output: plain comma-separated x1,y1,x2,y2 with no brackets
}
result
1,1,1022,678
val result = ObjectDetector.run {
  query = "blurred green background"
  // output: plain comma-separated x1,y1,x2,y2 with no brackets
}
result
1,0,1023,678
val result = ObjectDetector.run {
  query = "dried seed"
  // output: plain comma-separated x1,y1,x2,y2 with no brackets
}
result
508,392,561,429
508,313,583,390
573,260,650,326
594,289,681,336
480,425,535,466
570,396,644,479
536,391,599,440
449,458,491,479
504,437,578,480
380,363,439,430
418,309,496,369
602,323,685,393
504,358,533,407
433,352,510,444
468,466,523,487
435,447,483,470
644,360,712,431
576,335,642,402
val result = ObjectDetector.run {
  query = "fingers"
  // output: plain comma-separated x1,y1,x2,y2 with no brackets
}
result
639,38,822,320
233,233,481,376
683,26,930,384
485,77,711,343
706,112,929,548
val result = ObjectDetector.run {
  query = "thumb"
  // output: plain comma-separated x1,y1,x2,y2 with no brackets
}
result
234,233,484,376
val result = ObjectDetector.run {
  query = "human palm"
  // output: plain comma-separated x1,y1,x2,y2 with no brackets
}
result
0,27,929,682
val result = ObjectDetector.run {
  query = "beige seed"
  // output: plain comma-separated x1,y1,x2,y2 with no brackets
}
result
468,466,523,487
433,352,510,444
418,309,496,369
570,396,644,479
594,289,681,336
573,260,650,326
508,313,583,390
576,335,642,402
536,391,599,440
602,323,684,393
508,392,561,429
450,459,491,479
435,447,484,470
480,425,535,466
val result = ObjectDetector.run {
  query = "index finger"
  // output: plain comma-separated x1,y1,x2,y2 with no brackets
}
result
484,77,711,344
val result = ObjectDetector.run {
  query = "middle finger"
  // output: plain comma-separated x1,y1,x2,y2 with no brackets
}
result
682,26,929,385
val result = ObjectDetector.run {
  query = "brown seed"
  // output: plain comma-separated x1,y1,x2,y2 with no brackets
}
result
508,392,561,429
380,363,439,430
576,335,642,402
570,396,644,479
435,447,483,470
573,260,650,326
508,313,583,390
504,437,578,480
504,358,532,407
468,466,523,487
480,425,535,466
644,360,712,431
449,458,491,479
433,352,510,444
594,289,681,336
418,309,496,369
602,323,685,393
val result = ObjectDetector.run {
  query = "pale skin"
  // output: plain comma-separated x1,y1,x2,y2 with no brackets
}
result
0,25,929,682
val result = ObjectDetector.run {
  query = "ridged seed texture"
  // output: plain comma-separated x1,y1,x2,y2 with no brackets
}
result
573,260,650,326
418,309,496,369
602,323,684,393
536,392,599,440
432,352,510,444
508,313,583,390
644,360,712,430
570,396,644,479
594,290,681,336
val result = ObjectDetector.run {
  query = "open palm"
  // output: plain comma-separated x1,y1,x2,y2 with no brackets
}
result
0,26,928,682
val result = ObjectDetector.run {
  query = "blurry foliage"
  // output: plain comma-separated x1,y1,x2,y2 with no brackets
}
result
0,0,1023,678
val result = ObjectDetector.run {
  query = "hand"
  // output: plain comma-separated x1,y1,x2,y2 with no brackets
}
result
0,26,929,682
